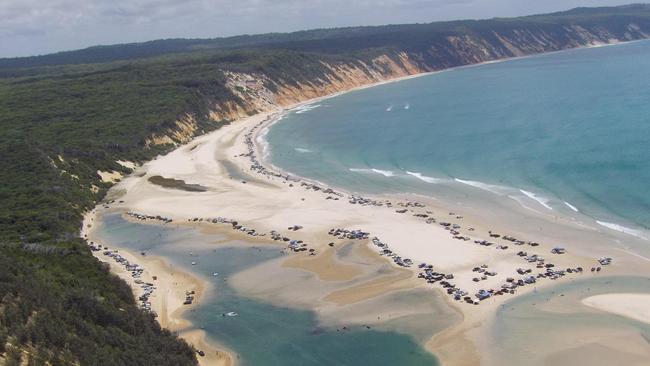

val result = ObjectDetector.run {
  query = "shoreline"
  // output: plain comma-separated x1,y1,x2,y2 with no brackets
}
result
256,105,650,272
254,40,650,250
257,87,650,248
80,37,650,366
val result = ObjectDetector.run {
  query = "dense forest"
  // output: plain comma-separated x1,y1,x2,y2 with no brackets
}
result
1,4,650,365
1,3,650,70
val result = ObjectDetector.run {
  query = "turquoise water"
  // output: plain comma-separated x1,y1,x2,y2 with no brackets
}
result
96,214,439,366
266,40,650,237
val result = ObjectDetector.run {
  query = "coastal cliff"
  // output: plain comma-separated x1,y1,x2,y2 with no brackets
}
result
151,17,650,145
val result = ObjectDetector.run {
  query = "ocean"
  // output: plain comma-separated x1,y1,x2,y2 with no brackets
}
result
265,40,650,241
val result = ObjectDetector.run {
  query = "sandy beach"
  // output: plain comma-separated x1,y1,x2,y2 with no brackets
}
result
82,68,650,365
582,293,650,325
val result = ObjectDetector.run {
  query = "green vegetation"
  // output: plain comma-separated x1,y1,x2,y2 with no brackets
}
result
0,4,649,365
0,53,226,365
1,3,650,70
0,243,196,366
148,176,208,192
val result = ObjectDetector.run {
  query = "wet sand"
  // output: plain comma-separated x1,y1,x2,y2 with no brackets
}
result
227,239,461,345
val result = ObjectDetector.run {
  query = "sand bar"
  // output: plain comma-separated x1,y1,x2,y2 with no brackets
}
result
582,293,650,325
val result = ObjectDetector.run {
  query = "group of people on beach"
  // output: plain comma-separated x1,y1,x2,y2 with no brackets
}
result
88,241,157,312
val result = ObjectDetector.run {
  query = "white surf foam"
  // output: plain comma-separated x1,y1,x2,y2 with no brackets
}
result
294,148,312,153
597,221,647,240
520,189,553,210
349,168,396,177
507,195,545,215
294,104,321,114
372,168,395,177
404,103,410,110
454,178,504,195
256,127,271,160
563,201,580,212
406,171,443,184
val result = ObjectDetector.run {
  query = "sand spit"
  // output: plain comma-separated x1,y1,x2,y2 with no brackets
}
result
582,293,650,325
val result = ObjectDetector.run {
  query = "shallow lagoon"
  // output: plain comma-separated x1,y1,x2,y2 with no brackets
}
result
96,214,441,366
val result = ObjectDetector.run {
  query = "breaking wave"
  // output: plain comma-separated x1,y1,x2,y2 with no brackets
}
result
294,104,321,114
454,178,505,195
256,127,271,160
520,189,553,210
507,195,545,215
563,201,579,212
406,171,443,183
349,168,396,177
596,221,647,240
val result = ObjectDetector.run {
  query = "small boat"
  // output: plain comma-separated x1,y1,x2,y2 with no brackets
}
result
191,261,197,265
212,272,219,276
226,312,238,317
